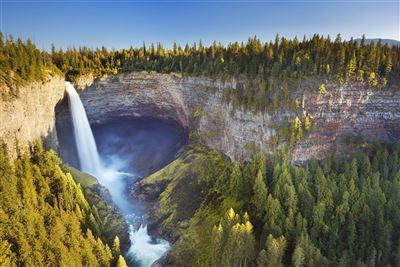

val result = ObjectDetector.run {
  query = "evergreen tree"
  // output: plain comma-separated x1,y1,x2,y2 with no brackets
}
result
116,255,128,267
0,141,116,267
252,169,268,219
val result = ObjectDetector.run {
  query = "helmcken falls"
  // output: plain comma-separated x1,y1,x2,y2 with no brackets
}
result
65,82,170,267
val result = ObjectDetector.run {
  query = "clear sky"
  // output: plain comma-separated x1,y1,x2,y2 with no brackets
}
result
1,0,399,50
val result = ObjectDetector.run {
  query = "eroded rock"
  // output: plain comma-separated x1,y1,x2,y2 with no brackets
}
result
0,75,66,157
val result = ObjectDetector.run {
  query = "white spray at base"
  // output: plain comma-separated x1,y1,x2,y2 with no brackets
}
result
65,82,169,267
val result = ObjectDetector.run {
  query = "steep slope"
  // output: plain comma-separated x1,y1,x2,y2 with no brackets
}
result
0,75,65,158
0,141,128,266
56,72,400,164
136,143,400,267
1,71,399,166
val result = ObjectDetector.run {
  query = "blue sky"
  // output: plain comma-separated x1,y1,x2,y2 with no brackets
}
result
1,0,399,50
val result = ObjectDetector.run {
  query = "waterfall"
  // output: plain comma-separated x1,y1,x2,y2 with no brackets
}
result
65,82,169,267
65,82,102,178
128,225,170,267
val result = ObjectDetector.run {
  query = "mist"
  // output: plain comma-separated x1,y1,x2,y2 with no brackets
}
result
65,82,186,266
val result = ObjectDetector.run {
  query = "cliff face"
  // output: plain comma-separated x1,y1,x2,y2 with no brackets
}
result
292,84,400,162
56,72,283,161
56,72,400,163
4,71,399,164
0,76,66,157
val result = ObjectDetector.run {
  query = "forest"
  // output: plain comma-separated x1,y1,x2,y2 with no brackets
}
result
0,141,128,267
49,34,399,88
1,32,400,267
145,143,400,267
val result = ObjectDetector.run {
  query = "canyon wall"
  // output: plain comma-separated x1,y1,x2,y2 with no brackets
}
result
57,72,400,163
293,84,400,162
3,71,399,163
0,76,66,158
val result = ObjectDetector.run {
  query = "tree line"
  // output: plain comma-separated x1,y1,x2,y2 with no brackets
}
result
49,34,398,87
0,33,59,97
1,33,399,103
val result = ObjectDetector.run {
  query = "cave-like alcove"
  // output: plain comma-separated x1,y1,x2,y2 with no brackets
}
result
55,96,188,178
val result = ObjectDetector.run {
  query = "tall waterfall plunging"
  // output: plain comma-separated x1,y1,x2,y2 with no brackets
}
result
65,82,170,267
65,82,102,177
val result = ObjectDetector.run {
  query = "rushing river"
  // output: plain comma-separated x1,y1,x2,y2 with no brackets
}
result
65,82,185,266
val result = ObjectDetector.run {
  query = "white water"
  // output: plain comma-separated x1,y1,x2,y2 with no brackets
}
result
65,82,102,177
65,82,169,267
128,225,170,267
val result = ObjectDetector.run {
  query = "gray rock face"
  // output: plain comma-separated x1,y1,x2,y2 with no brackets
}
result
292,83,400,162
0,76,66,157
4,71,400,163
57,71,400,163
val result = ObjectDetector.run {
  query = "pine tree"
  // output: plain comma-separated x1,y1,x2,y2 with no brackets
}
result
257,249,268,267
346,52,357,80
319,83,327,94
253,169,268,219
264,234,287,267
385,54,392,75
112,236,121,265
304,115,311,132
0,240,13,267
293,117,303,141
116,255,128,267
229,162,242,199
292,244,305,267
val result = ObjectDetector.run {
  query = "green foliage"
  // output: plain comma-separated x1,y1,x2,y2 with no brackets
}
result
304,115,312,132
252,170,268,219
319,83,327,94
3,33,399,106
212,209,256,267
292,234,328,267
0,240,12,267
116,255,128,267
63,166,129,248
0,33,58,97
293,116,303,142
262,234,287,267
368,72,378,87
49,35,399,93
0,140,126,266
144,142,400,267
145,146,229,234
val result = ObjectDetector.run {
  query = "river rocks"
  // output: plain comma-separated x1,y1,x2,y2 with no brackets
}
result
0,75,66,158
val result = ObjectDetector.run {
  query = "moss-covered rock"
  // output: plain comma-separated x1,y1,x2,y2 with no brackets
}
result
132,145,230,266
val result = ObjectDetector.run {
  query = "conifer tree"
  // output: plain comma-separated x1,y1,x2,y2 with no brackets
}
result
253,169,268,219
116,255,128,267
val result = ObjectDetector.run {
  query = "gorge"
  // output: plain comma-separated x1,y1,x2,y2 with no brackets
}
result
3,71,400,167
65,82,183,266
1,0,399,262
2,70,400,266
54,71,400,164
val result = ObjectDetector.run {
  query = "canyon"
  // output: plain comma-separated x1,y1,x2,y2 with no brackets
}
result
2,71,400,266
41,71,400,164
2,72,400,164
2,71,400,165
